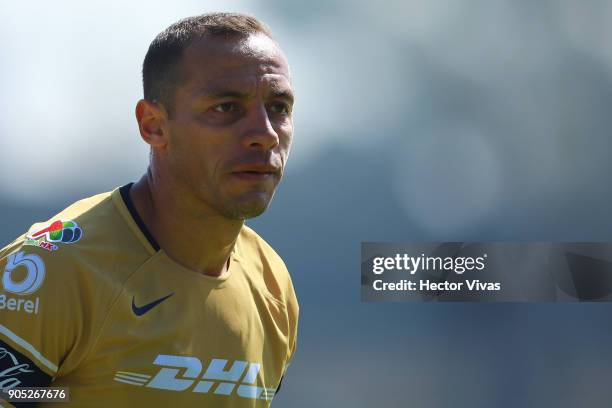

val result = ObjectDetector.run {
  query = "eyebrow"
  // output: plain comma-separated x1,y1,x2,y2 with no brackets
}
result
270,89,294,105
197,88,294,104
200,90,250,99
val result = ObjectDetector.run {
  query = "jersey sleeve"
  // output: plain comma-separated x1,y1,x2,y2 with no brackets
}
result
0,238,98,397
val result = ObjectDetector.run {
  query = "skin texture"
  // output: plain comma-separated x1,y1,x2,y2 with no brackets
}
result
132,33,294,277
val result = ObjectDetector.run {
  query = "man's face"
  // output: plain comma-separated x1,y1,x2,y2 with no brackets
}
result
163,33,294,220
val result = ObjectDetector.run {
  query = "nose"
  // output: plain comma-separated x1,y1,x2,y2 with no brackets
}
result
242,104,279,151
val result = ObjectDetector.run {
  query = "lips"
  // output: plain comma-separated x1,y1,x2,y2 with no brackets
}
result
230,163,281,181
232,163,281,174
231,172,275,181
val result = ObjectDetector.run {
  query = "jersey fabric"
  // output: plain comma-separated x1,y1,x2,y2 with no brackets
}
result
0,184,298,407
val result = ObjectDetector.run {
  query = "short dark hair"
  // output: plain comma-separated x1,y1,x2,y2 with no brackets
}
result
142,12,273,111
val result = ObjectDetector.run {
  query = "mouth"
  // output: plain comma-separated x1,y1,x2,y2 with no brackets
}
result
230,170,279,181
230,163,281,181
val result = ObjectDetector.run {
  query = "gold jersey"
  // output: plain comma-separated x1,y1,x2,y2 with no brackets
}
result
0,185,298,407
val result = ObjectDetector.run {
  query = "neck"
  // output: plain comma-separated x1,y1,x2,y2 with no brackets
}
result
129,170,243,277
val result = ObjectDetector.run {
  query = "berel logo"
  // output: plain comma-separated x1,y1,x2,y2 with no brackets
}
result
114,355,276,401
2,252,45,295
0,252,44,314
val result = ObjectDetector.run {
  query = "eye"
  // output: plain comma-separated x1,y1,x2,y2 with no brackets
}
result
269,102,291,115
212,102,237,113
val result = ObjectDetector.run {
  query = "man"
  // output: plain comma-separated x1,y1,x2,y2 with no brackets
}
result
0,12,298,407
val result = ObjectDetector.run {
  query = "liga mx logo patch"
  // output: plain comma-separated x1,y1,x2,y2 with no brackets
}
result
27,220,83,244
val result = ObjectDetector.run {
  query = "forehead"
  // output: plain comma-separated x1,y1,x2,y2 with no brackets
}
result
178,34,292,96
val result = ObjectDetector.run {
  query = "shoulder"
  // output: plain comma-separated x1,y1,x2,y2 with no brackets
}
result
236,225,298,307
1,188,154,298
0,191,127,376
237,225,290,279
0,188,158,375
238,225,287,268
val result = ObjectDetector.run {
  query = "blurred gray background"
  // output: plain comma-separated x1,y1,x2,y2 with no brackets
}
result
2,1,612,407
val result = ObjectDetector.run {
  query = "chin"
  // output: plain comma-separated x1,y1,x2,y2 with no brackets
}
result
224,205,268,220
220,195,272,220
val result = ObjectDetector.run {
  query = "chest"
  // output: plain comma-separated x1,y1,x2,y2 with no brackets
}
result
61,267,288,406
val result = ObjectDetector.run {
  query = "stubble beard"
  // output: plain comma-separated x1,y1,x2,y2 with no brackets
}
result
215,189,276,220
201,178,278,220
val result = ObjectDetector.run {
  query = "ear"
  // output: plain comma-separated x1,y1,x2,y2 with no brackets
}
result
135,99,168,148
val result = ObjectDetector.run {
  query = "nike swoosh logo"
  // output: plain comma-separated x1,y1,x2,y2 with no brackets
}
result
132,293,173,316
